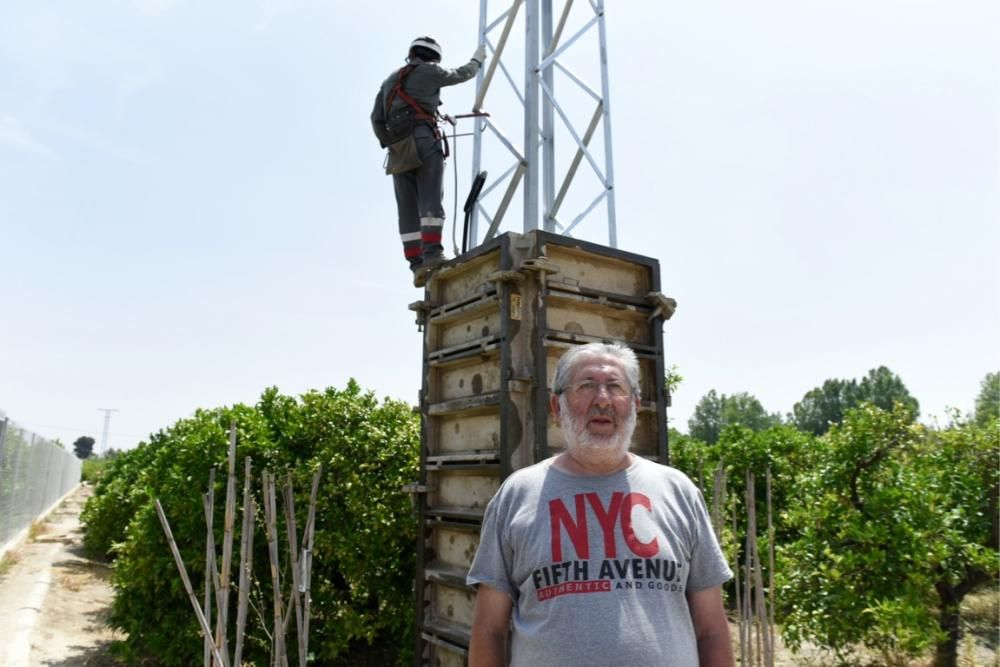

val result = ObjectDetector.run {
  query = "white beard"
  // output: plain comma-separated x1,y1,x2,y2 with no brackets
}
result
559,398,637,466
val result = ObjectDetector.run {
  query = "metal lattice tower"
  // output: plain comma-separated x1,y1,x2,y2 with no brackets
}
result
469,0,617,249
98,408,118,455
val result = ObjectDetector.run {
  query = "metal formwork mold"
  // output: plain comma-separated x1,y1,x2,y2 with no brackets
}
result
413,231,670,666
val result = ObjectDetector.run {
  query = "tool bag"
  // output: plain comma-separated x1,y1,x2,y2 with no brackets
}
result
384,133,422,175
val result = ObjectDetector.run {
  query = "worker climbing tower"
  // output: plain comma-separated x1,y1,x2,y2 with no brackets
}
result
410,3,675,665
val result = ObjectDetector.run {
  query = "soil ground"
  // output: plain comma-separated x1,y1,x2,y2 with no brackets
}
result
0,485,121,667
1,485,996,666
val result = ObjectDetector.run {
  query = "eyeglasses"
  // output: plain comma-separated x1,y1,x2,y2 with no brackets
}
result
563,380,632,399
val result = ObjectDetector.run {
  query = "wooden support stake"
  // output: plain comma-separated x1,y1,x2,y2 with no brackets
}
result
743,470,754,667
233,457,254,667
203,468,216,667
203,493,225,662
263,471,286,667
748,472,764,667
300,466,322,664
281,478,305,666
155,498,228,667
766,467,776,667
214,423,238,666
711,463,726,541
733,497,745,665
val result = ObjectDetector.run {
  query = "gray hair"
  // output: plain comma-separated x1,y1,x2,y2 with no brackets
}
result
551,342,641,397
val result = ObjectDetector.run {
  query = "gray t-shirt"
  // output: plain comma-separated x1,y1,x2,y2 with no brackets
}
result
467,455,732,666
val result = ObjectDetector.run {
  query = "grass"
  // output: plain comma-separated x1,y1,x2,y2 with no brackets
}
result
961,584,1000,665
962,586,1000,629
0,550,21,577
82,458,112,483
59,573,83,592
27,519,48,541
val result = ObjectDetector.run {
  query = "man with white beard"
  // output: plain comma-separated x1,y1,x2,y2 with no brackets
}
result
467,342,734,667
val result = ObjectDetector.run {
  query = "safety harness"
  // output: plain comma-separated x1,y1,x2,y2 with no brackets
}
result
384,65,450,158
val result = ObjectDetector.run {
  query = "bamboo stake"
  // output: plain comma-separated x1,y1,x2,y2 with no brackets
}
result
203,493,226,664
203,469,216,667
203,496,225,659
263,471,285,667
281,478,305,666
233,457,254,667
766,467,776,666
733,496,746,665
300,466,322,663
696,450,704,494
155,498,228,667
711,463,726,541
749,472,773,667
748,472,764,667
743,470,754,667
214,423,238,667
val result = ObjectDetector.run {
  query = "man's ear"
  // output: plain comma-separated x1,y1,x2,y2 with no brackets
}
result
550,392,561,418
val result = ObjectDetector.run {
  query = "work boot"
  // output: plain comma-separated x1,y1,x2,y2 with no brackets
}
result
413,265,429,288
412,254,447,288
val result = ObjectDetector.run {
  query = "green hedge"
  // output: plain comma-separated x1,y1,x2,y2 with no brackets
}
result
81,382,420,666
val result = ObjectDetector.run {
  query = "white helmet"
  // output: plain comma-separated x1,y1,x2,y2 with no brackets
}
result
409,36,442,61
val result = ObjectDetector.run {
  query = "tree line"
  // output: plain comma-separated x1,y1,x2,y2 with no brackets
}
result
685,367,997,443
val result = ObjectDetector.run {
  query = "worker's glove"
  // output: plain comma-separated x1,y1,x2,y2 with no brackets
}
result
472,43,487,65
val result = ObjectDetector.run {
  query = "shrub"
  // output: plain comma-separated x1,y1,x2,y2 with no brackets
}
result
778,406,999,665
82,382,420,666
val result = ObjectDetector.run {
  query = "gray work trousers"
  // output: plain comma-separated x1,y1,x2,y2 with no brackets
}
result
393,124,445,268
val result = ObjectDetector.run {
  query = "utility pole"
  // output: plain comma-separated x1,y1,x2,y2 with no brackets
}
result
98,408,119,456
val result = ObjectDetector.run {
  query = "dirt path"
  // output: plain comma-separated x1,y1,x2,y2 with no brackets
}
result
0,485,120,667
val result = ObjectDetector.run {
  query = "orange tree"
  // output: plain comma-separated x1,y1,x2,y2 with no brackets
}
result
81,382,420,666
779,405,998,666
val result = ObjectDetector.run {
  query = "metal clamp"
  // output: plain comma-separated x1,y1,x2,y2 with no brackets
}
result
519,256,560,275
485,270,526,284
645,292,678,322
408,299,433,330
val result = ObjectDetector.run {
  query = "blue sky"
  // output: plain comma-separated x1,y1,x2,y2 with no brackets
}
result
1,1,997,452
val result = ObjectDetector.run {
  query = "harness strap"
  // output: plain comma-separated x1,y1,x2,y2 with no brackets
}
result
385,65,449,158
386,65,436,123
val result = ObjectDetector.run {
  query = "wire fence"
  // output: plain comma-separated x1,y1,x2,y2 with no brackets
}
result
0,411,82,551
